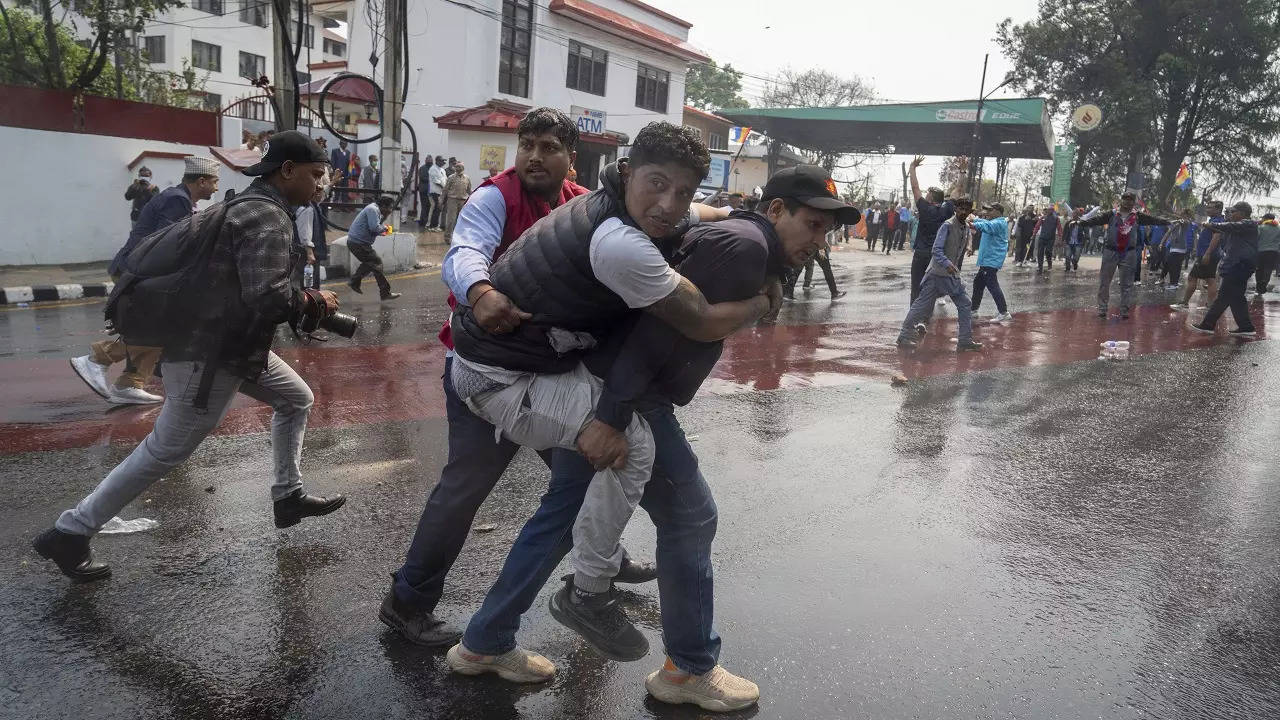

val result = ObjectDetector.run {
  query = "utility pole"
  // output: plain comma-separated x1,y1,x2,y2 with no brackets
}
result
271,0,297,130
381,0,406,226
966,54,989,202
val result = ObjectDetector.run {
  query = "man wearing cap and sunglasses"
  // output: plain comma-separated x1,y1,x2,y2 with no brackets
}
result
450,162,857,712
35,131,348,583
71,156,222,406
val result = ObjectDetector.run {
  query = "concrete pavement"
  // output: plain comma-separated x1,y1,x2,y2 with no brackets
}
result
3,245,1280,719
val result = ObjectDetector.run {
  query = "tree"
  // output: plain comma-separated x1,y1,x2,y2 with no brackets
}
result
685,60,748,111
939,156,970,194
760,67,874,109
998,0,1280,205
1007,161,1051,208
0,0,181,93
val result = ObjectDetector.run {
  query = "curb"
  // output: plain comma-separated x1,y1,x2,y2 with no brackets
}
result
1,283,114,305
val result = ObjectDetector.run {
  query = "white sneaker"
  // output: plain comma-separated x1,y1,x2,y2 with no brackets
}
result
445,643,555,683
69,355,112,399
107,386,164,405
645,662,760,712
1169,303,1189,311
994,312,1013,323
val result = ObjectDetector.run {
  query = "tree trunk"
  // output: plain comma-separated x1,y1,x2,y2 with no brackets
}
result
37,0,64,87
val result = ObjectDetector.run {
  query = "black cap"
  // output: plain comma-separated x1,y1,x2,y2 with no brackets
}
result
243,130,329,176
762,165,861,225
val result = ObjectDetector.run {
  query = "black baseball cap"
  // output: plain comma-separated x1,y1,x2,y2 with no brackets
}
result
762,165,861,225
243,130,329,176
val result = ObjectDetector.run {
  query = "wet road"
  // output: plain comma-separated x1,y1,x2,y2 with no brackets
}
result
3,248,1280,719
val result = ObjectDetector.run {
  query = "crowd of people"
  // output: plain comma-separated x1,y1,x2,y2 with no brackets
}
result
52,108,1269,714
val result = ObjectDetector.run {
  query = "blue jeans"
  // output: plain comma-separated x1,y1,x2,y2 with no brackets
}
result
462,407,721,675
392,356,552,611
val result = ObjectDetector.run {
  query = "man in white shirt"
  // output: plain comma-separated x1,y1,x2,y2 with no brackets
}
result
427,155,447,230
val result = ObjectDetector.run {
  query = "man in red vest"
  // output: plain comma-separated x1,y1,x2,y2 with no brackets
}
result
382,109,692,645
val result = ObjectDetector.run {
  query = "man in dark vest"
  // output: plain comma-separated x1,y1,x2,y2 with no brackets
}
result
1078,191,1171,319
438,121,773,673
450,165,857,713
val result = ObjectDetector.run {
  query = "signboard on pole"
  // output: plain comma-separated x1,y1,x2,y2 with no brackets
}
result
701,155,730,191
1050,143,1075,203
478,144,507,173
570,105,607,135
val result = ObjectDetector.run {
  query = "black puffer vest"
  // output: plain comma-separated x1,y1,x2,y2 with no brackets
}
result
452,161,638,373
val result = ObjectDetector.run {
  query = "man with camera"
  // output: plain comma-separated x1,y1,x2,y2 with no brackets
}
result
124,167,158,225
34,132,348,583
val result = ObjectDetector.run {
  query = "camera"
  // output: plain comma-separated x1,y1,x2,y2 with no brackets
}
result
298,289,359,338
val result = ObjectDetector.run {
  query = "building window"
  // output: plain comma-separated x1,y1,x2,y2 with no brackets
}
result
708,132,725,150
141,35,165,64
192,0,222,14
635,63,669,112
303,24,314,48
239,51,266,80
191,40,221,72
323,38,346,57
239,0,268,27
566,40,606,95
499,0,532,97
295,70,311,87
203,93,222,111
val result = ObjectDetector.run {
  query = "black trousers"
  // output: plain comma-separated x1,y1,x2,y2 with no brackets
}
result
787,253,837,295
1162,252,1186,286
1255,250,1280,293
910,250,932,303
1036,238,1055,269
1015,236,1031,263
971,266,1007,313
349,242,391,294
1201,268,1255,331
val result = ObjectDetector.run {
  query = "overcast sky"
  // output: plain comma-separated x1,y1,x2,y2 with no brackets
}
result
647,0,1044,197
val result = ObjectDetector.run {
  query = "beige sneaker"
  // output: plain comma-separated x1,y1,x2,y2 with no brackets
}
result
445,642,555,683
645,659,760,712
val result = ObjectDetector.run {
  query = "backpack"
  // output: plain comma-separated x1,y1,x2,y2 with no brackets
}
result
104,194,287,348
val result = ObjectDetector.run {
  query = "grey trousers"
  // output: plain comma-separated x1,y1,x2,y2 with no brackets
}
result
57,352,312,536
1098,248,1138,313
459,360,655,593
898,272,973,343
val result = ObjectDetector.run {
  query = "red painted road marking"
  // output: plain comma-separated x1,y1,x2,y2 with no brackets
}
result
0,303,1271,454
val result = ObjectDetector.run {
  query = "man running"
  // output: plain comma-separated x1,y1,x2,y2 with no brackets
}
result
969,202,1012,322
1189,201,1259,336
895,197,982,351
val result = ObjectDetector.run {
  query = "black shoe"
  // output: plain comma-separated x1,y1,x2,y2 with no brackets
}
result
548,578,648,662
1188,322,1215,335
273,489,347,529
1229,327,1257,337
32,527,111,582
614,557,657,585
830,290,847,300
782,290,794,301
1097,310,1108,318
957,340,984,352
896,337,917,349
347,279,363,295
378,587,462,647
914,322,928,336
380,291,401,301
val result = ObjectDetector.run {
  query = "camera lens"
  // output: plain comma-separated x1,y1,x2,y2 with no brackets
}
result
320,311,359,338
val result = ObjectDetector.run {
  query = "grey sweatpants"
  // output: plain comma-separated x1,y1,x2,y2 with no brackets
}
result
457,360,655,593
1098,248,1138,313
57,352,312,536
897,272,974,343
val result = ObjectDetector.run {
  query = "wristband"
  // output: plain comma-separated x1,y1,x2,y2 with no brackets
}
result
472,285,497,306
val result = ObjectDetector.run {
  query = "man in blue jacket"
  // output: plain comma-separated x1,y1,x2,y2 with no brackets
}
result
969,202,1012,322
1190,201,1259,336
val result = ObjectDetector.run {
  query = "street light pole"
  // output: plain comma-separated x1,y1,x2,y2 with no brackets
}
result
966,54,989,202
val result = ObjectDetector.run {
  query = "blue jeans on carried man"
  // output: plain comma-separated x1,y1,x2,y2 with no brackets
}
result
461,406,721,675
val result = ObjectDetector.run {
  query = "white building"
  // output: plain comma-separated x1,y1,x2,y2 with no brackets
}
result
329,0,708,189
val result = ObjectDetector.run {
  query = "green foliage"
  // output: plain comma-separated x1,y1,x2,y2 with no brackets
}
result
0,4,122,95
685,60,748,111
998,0,1280,202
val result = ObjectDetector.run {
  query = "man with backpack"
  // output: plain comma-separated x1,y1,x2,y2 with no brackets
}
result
71,156,221,405
33,131,347,582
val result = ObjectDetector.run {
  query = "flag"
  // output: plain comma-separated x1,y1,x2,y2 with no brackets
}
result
1175,162,1192,190
729,126,751,144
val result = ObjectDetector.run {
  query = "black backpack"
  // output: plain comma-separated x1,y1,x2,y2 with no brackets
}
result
104,194,287,348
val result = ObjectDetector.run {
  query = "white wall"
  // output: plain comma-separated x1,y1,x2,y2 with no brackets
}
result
0,126,253,266
343,0,692,164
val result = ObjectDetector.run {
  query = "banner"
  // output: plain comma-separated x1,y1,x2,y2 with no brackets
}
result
1050,143,1075,203
478,145,507,173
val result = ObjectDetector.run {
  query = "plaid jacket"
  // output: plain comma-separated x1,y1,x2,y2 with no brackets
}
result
163,179,303,378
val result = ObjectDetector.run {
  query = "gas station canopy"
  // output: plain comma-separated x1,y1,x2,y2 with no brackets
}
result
719,97,1054,160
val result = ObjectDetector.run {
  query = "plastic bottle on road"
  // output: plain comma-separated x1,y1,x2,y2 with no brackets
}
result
1098,340,1130,360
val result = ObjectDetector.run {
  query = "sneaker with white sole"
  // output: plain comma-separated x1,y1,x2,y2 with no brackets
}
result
1170,303,1189,311
69,355,112,399
107,386,164,405
445,643,555,683
645,660,760,712
993,312,1013,323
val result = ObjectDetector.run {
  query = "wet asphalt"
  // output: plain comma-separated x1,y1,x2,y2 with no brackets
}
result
2,246,1280,720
